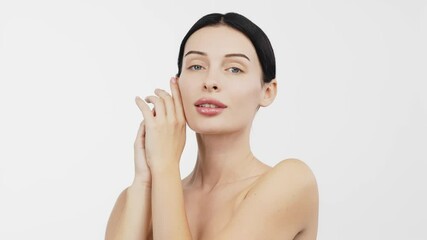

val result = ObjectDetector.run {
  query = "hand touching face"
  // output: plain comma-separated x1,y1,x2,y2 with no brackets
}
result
135,77,187,173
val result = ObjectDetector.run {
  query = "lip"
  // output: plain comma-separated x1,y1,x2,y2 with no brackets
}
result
194,98,227,116
194,98,228,108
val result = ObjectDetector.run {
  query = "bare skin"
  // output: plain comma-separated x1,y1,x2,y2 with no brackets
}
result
182,158,318,240
106,25,318,240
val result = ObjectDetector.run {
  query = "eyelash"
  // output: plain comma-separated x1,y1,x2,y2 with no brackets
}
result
188,65,204,71
187,65,244,74
227,67,243,74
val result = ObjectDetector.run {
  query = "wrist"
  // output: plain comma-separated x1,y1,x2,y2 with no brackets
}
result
150,162,180,178
126,183,151,200
131,176,152,189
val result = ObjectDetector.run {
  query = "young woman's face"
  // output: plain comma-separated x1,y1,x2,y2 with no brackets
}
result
178,25,269,134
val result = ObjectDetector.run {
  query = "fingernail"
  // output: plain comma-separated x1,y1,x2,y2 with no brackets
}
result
171,77,176,83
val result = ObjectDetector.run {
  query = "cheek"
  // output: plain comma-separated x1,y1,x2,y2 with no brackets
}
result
232,80,261,102
230,84,262,115
178,80,195,111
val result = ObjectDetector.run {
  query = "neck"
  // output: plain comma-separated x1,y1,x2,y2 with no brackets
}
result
187,127,262,191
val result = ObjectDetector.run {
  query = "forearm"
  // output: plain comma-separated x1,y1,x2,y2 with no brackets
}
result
105,182,152,240
151,166,192,240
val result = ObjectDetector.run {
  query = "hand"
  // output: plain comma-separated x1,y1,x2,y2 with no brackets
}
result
133,119,152,186
135,77,186,174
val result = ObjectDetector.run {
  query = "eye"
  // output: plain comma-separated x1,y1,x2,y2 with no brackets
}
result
189,65,204,71
227,67,243,74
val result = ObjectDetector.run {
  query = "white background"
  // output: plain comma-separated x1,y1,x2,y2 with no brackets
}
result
1,0,426,239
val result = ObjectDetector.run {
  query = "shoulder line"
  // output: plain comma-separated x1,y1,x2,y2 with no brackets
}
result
262,158,316,185
245,157,318,205
234,158,318,236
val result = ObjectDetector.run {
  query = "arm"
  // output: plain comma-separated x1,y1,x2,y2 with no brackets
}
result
105,182,152,240
135,77,191,240
105,115,154,239
151,166,192,240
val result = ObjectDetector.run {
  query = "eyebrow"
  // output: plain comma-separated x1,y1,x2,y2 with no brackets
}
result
225,53,250,62
184,51,207,57
184,51,251,62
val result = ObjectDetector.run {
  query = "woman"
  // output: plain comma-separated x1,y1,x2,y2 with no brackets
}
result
106,12,318,240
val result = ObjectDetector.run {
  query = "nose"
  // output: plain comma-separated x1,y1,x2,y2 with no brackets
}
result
204,82,219,91
203,72,220,92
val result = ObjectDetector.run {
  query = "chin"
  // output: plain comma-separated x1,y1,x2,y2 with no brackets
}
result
185,110,251,135
187,119,243,135
188,122,226,135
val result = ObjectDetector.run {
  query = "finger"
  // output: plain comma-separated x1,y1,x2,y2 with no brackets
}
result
134,120,146,150
154,88,175,121
145,95,166,120
170,77,185,122
135,96,154,124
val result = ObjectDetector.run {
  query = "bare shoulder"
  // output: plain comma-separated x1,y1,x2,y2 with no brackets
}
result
270,158,317,186
207,158,318,239
248,158,318,196
243,158,319,238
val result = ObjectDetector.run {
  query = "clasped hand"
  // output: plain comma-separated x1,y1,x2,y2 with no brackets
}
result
133,77,186,183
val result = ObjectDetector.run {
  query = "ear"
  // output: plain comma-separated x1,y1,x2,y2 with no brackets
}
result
259,79,277,107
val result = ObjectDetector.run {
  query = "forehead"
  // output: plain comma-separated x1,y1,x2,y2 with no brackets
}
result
184,25,258,60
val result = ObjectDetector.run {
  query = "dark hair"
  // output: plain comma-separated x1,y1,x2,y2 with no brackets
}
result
176,12,276,83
